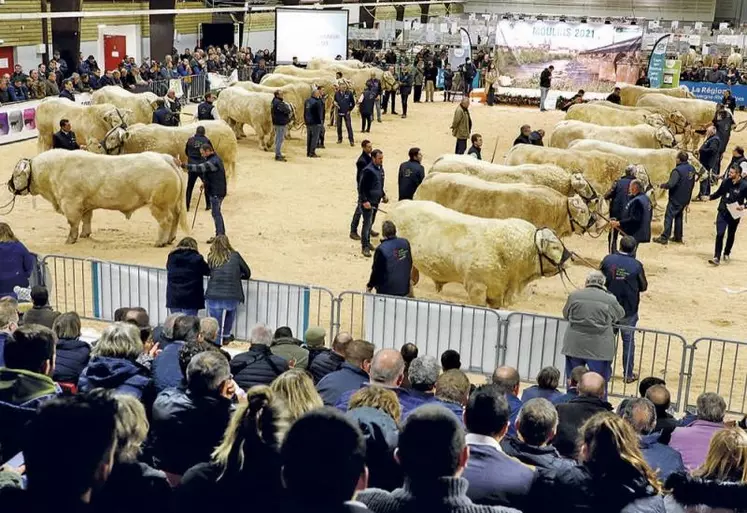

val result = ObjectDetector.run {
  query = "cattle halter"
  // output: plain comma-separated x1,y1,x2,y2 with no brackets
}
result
99,126,125,155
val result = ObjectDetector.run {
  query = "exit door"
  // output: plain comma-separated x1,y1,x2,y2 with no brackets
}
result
103,34,126,72
0,47,14,77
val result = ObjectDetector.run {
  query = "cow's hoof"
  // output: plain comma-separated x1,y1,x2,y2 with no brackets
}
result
154,242,168,248
65,238,77,245
80,232,91,239
167,237,176,245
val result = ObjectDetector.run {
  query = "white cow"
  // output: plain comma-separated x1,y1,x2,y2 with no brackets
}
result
215,87,294,150
91,86,159,125
550,120,676,149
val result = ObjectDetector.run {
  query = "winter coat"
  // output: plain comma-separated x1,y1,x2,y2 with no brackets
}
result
639,433,685,482
308,348,345,383
270,337,309,369
151,340,185,394
500,436,576,473
231,344,288,390
562,285,626,362
664,472,747,513
205,252,251,303
669,420,725,471
553,396,613,458
451,106,471,139
317,362,369,405
52,338,91,384
93,461,171,513
166,248,210,310
520,385,563,403
21,305,60,329
347,407,402,491
77,356,151,398
0,241,35,298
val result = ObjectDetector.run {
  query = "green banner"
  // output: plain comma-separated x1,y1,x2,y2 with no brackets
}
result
661,60,681,88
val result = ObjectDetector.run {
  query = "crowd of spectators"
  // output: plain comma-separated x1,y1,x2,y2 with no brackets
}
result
681,62,747,85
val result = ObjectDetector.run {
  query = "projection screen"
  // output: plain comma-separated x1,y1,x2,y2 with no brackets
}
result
275,8,349,64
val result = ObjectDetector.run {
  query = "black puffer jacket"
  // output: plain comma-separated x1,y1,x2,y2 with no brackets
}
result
231,344,288,390
500,436,575,473
307,348,345,384
205,252,251,303
52,338,91,384
664,472,747,513
166,248,210,310
93,461,171,513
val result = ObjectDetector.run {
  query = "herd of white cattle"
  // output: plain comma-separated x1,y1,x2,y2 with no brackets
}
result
4,75,728,309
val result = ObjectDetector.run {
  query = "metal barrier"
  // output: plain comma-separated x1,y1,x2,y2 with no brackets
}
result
684,337,747,415
148,73,208,102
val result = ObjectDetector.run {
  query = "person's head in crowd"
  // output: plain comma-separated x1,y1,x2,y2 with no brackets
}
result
536,366,561,391
345,339,375,372
92,322,143,362
440,349,461,371
24,393,117,503
274,326,293,340
110,392,149,463
520,124,531,137
400,343,418,365
305,325,326,347
568,365,588,388
0,222,19,242
250,323,273,345
30,285,49,308
113,307,130,322
4,324,56,375
186,350,233,398
492,365,520,397
270,368,324,421
465,384,510,439
199,317,220,345
435,369,471,407
516,398,558,447
172,315,200,344
621,397,657,435
733,146,744,160
161,312,185,342
371,348,406,387
349,385,402,424
471,133,483,148
579,413,661,491
578,372,606,399
282,408,367,507
52,311,81,340
178,341,213,379
696,392,726,423
207,234,235,268
123,307,151,343
332,331,353,356
693,427,747,481
408,355,440,393
0,298,19,334
639,376,665,398
645,384,671,418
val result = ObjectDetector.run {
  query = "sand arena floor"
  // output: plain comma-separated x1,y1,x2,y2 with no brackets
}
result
2,96,746,409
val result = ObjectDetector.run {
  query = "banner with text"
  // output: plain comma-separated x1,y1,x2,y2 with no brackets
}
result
680,81,747,106
495,20,644,91
648,34,671,89
0,93,92,146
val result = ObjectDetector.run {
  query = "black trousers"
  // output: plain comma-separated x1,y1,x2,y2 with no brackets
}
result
414,85,422,102
661,202,685,241
336,113,354,143
382,90,397,113
455,138,467,155
186,172,210,210
361,114,372,132
715,210,740,258
401,92,410,116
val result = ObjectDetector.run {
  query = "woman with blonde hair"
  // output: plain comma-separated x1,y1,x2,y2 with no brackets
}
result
270,368,323,421
174,386,289,513
166,236,210,316
665,427,747,513
0,222,36,300
527,412,664,513
204,235,250,345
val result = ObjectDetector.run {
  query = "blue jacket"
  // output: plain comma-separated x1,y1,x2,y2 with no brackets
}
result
601,252,648,318
317,362,369,406
334,90,356,115
346,406,402,491
506,393,523,437
0,241,35,298
52,338,91,384
639,433,685,482
699,134,721,171
605,176,634,219
8,84,29,102
501,436,576,473
78,356,151,398
166,248,210,310
151,341,185,394
619,193,652,244
552,387,578,404
520,385,563,403
367,237,412,297
358,162,385,205
660,162,697,207
0,332,10,368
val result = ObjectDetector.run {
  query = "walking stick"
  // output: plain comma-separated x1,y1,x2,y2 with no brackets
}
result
490,136,500,163
191,186,203,230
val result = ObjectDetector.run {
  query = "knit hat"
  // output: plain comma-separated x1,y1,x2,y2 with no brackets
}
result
304,326,326,347
585,270,606,289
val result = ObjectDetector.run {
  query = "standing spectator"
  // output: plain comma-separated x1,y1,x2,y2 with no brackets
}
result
636,70,651,87
0,300,19,368
606,86,622,104
443,63,454,102
451,98,472,154
539,65,553,111
0,223,35,299
358,149,386,258
513,124,532,145
552,372,612,458
308,331,351,383
381,65,399,114
520,366,563,403
621,397,685,481
304,88,323,158
707,162,747,266
166,237,210,316
178,144,227,242
367,221,413,298
51,312,90,386
184,126,211,211
398,147,425,200
231,323,288,389
424,61,437,103
196,92,219,121
552,365,588,404
334,82,356,146
484,62,498,106
654,151,697,245
21,286,59,329
271,89,292,161
398,66,412,118
462,385,535,509
53,118,85,150
467,133,483,159
317,339,374,406
669,392,726,470
697,125,721,198
270,368,324,421
561,270,625,385
400,343,418,389
349,140,373,241
204,235,250,344
413,61,424,103
491,366,523,436
601,235,648,383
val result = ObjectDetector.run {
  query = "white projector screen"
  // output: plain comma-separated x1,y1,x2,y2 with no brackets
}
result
275,9,349,64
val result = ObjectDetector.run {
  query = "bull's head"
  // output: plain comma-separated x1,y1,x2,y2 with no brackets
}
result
8,158,33,196
569,173,597,203
666,111,689,135
98,126,129,155
630,164,652,191
102,108,133,129
654,125,676,148
534,227,572,277
643,113,667,128
567,195,594,235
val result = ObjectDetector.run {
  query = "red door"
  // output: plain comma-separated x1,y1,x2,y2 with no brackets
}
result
103,34,126,72
0,47,14,77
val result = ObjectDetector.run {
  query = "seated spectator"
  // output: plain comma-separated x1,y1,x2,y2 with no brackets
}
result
152,315,200,393
304,324,326,347
501,398,574,472
270,329,309,369
621,397,685,481
151,312,184,346
20,285,59,328
51,311,90,385
78,322,151,398
166,236,210,316
270,368,324,421
492,366,523,436
349,385,402,424
0,393,118,512
616,376,665,416
706,64,724,83
553,372,612,458
231,323,289,390
123,307,152,343
645,383,679,434
0,325,60,462
669,392,726,470
308,331,351,383
664,427,747,512
8,78,29,102
174,386,288,513
520,366,563,403
44,71,59,96
59,79,75,101
606,86,622,104
441,349,462,371
281,408,370,513
92,393,171,513
435,368,471,419
335,348,406,412
552,365,587,404
358,404,516,513
10,64,27,84
462,385,534,509
528,413,664,513
400,355,440,418
0,222,35,300
317,339,375,406
0,78,9,103
199,317,219,346
150,351,235,482
400,342,418,388
0,299,19,368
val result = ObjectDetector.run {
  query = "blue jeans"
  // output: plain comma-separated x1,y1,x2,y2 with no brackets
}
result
206,299,239,344
350,203,362,234
374,97,381,121
565,356,611,399
618,313,639,379
715,210,740,258
210,196,225,236
169,308,199,316
540,87,549,110
274,124,286,158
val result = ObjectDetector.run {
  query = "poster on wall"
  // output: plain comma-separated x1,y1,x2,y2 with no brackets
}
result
662,60,682,88
494,20,644,91
0,94,92,146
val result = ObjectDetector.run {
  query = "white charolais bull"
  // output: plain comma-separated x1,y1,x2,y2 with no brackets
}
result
35,98,133,153
550,120,676,149
91,86,159,125
566,102,668,128
636,94,718,150
260,73,337,111
387,200,573,308
85,121,238,178
8,150,187,246
307,58,367,69
415,172,599,238
620,84,694,106
232,80,313,128
215,87,294,150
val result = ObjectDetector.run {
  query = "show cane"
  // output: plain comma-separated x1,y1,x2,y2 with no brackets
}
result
490,136,500,163
191,186,203,230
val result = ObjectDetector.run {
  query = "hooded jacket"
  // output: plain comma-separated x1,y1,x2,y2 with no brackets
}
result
52,338,91,384
77,356,151,398
166,248,210,310
347,407,402,491
664,472,747,513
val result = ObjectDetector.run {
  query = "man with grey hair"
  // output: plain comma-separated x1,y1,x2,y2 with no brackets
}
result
153,312,185,345
199,317,220,346
561,270,625,390
403,355,440,413
669,392,727,470
230,323,289,390
621,397,685,481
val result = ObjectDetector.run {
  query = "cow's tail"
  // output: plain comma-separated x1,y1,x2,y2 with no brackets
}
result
167,155,189,234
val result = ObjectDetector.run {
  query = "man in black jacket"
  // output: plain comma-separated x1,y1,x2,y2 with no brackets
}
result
708,162,747,265
713,107,734,173
513,125,532,146
398,147,425,200
334,82,356,146
251,59,267,83
539,65,553,111
350,140,373,241
424,61,438,102
398,68,413,118
697,125,721,198
442,63,454,102
726,145,747,176
358,149,386,257
184,126,212,211
609,180,652,257
52,118,86,150
196,92,218,121
271,89,292,161
230,323,288,389
304,89,323,158
606,86,622,104
367,221,413,297
177,143,227,243
58,79,75,102
654,151,697,245
308,331,352,384
604,165,636,254
467,134,483,160
152,99,178,126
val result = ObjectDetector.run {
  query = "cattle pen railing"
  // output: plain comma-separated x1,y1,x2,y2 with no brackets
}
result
36,254,746,415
